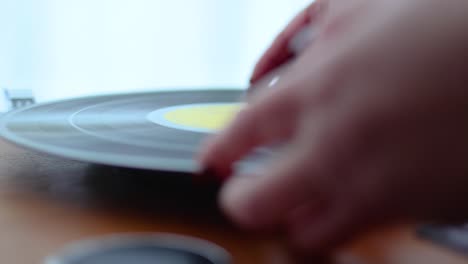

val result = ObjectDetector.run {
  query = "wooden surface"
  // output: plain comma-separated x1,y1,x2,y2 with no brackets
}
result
0,139,466,264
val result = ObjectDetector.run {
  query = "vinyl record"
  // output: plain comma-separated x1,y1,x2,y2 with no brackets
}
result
0,89,252,173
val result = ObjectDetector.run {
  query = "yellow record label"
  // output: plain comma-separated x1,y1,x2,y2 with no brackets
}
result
147,103,243,133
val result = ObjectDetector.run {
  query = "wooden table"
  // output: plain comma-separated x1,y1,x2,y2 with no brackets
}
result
0,139,466,264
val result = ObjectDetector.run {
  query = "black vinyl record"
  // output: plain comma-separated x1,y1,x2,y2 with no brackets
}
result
0,89,245,173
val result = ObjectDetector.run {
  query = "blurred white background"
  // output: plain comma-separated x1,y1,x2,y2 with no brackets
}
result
0,0,312,104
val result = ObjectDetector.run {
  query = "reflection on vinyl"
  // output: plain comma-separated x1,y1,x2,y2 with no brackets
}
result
0,89,246,173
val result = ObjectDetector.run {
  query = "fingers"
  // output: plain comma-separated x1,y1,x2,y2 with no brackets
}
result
198,87,301,177
216,101,380,250
215,107,339,228
219,141,325,229
250,1,324,84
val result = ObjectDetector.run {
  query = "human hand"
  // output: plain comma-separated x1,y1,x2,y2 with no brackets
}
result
200,0,468,252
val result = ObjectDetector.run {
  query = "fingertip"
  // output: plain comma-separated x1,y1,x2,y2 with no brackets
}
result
219,176,266,230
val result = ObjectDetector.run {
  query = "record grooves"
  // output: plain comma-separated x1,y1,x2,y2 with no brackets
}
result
0,89,244,173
